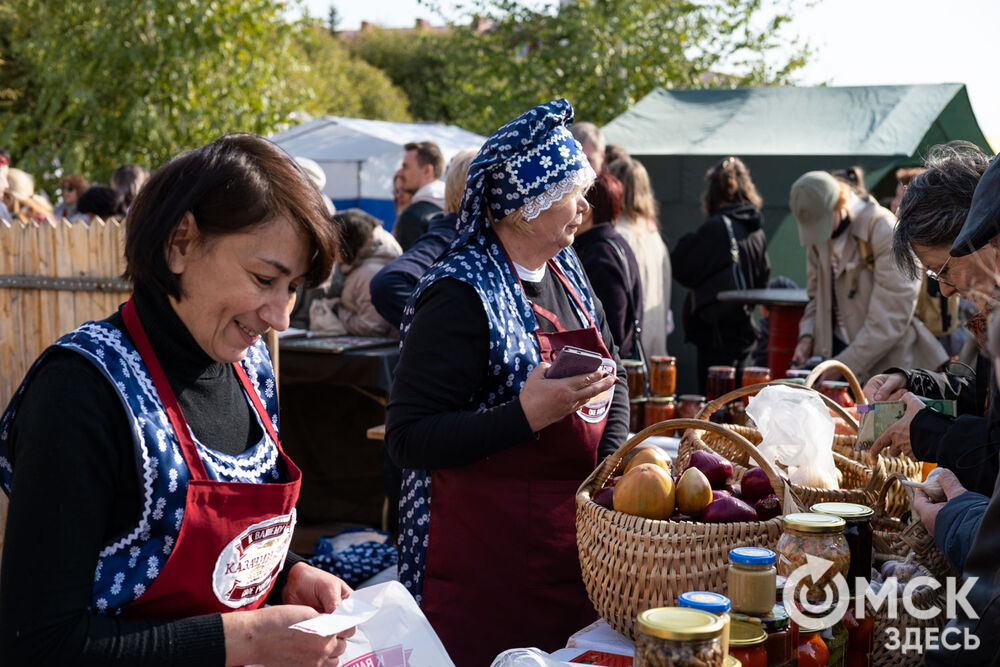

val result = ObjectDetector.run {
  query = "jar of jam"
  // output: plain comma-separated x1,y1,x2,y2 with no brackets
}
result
645,396,676,429
707,365,737,401
797,627,829,667
729,621,768,667
679,591,732,656
635,607,726,667
820,380,855,408
842,598,873,667
810,502,874,596
649,355,677,396
730,604,797,667
811,616,847,667
629,398,648,434
623,360,647,399
777,514,849,607
677,394,707,420
728,547,777,615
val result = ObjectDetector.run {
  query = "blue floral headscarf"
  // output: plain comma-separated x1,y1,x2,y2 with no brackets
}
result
396,99,597,603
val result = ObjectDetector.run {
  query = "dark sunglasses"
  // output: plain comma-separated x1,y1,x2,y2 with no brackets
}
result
63,185,77,192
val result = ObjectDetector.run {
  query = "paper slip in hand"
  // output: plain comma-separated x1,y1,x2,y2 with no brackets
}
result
289,595,379,636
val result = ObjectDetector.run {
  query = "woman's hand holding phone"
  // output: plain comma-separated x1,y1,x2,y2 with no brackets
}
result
521,347,615,432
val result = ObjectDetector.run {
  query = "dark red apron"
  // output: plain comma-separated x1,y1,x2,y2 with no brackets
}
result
421,260,611,665
120,297,301,618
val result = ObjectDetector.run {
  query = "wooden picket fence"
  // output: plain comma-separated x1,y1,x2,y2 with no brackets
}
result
0,218,131,555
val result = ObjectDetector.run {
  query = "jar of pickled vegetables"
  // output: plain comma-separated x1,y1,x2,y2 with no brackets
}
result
635,607,726,667
798,627,829,667
649,355,677,396
813,616,847,667
810,502,874,596
842,598,873,667
730,604,797,667
777,513,849,607
629,397,647,433
645,396,676,428
623,360,647,398
729,621,768,667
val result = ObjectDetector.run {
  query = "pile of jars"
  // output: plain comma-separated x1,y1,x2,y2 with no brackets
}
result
634,501,877,667
626,355,683,433
706,365,773,425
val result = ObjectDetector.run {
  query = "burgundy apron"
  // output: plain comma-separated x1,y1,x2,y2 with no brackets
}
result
421,260,611,665
120,297,301,618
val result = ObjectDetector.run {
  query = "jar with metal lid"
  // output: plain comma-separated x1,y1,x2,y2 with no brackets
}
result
645,396,677,428
623,360,647,399
820,380,855,408
732,604,797,667
635,607,727,667
728,547,777,615
650,355,677,396
784,368,811,382
842,598,873,667
777,513,849,607
679,591,732,656
707,365,737,401
725,657,742,667
810,502,874,596
740,366,772,406
629,397,648,433
797,626,829,667
729,621,768,667
802,615,846,667
677,394,707,420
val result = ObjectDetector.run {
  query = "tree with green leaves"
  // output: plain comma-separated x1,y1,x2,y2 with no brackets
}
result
348,0,810,135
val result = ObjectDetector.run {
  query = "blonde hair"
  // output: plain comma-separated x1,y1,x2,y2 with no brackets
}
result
608,157,658,230
444,149,478,214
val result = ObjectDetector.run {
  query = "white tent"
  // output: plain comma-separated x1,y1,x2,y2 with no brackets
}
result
270,116,486,229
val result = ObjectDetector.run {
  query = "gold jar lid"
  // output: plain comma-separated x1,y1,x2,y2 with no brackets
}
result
637,607,724,641
677,394,707,403
729,620,768,647
810,502,874,519
783,512,845,533
725,657,743,667
650,355,676,363
648,396,675,404
622,360,645,368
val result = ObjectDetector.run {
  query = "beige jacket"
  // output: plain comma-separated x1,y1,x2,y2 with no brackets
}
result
798,197,947,382
617,216,673,355
336,227,402,337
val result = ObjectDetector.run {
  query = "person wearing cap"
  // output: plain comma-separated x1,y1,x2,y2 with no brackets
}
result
863,143,999,502
3,168,55,224
386,99,627,664
789,170,946,383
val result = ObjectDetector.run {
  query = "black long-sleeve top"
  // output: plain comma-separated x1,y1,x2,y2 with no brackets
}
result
0,282,302,666
386,270,629,471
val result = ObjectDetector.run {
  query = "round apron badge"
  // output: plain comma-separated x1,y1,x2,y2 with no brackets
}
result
213,510,296,608
577,358,615,423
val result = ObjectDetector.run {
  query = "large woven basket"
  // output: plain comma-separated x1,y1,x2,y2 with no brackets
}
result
868,556,948,667
871,473,955,581
576,419,803,640
680,382,884,510
805,360,923,517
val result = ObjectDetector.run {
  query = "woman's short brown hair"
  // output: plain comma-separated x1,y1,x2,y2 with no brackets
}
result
124,134,338,298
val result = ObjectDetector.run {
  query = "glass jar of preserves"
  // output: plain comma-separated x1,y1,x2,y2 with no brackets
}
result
730,604,797,667
679,591,732,656
741,366,772,406
629,398,648,434
797,628,829,667
635,607,726,667
784,368,811,382
808,615,847,667
729,621,768,667
707,365,737,401
677,394,707,420
649,355,677,396
810,502,874,596
820,380,855,408
645,396,676,429
777,513,849,607
623,360,647,399
728,547,777,615
842,598,873,667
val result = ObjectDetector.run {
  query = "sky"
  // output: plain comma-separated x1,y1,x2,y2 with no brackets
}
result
301,0,1000,142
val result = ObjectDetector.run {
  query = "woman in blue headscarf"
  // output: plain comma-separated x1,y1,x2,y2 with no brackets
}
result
386,100,629,663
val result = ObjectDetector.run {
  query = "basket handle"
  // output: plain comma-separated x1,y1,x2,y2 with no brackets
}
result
805,360,868,406
696,381,859,431
580,419,794,511
873,471,911,520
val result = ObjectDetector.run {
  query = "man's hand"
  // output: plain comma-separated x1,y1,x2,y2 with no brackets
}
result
911,468,968,535
863,373,907,402
868,392,925,463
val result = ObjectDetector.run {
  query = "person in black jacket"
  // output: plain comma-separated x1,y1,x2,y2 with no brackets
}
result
672,156,770,394
572,170,643,359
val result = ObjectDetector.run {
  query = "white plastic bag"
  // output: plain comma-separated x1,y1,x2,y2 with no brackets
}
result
291,581,455,667
491,648,568,666
746,385,840,489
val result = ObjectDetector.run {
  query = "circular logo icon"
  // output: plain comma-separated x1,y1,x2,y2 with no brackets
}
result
212,510,296,608
782,553,851,628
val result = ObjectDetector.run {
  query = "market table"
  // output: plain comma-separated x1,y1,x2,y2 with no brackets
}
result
717,288,809,379
277,336,400,527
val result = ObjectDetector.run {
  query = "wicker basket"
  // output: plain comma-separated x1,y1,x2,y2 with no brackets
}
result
804,359,867,401
576,419,803,640
871,473,956,581
868,555,948,667
680,382,884,510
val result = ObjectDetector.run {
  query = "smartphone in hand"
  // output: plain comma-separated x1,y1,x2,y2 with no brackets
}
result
545,345,605,379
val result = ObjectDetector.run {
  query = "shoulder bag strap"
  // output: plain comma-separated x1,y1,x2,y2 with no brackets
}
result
721,214,748,290
603,237,647,369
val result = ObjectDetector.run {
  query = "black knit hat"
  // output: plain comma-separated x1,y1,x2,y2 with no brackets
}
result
951,155,1000,257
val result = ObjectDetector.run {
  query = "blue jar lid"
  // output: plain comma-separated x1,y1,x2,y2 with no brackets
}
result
729,546,776,566
678,591,731,613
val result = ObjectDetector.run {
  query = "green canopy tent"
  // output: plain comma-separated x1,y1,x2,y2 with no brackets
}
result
602,83,991,392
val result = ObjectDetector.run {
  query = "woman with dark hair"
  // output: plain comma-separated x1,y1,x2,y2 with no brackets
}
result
111,162,149,213
76,185,123,223
53,173,90,221
672,156,771,393
0,135,356,665
573,170,643,358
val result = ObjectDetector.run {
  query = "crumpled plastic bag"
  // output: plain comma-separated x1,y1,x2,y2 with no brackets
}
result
746,385,840,489
309,298,347,335
491,648,566,666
